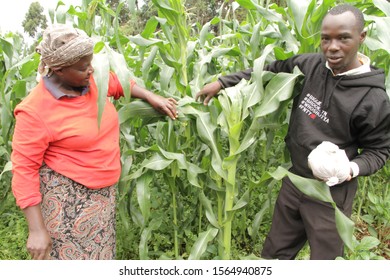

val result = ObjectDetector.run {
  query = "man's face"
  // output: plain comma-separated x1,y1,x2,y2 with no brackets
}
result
321,11,366,75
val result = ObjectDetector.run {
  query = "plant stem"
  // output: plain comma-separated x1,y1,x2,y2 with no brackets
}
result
216,177,224,258
167,176,179,259
222,159,238,260
356,177,368,221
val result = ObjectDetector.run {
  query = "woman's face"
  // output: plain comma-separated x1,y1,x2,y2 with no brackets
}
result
57,54,94,88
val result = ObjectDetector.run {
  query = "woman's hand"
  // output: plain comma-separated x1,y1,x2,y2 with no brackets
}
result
146,94,178,120
195,81,222,105
26,228,52,260
22,205,52,260
131,84,178,120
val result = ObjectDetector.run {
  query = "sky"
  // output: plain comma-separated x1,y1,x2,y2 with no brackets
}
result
0,0,82,34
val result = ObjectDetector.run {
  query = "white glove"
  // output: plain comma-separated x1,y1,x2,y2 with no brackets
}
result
308,141,350,186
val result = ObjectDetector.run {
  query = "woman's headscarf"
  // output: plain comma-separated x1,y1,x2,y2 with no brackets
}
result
36,24,94,76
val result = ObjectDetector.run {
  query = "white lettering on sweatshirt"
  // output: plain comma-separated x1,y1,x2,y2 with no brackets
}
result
299,93,330,123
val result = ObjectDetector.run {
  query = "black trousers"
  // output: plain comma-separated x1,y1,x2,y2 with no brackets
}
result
261,176,357,260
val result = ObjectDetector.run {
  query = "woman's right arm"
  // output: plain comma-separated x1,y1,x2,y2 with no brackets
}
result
23,205,52,260
12,106,52,259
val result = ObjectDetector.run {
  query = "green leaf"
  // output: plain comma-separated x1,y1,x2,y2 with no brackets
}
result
231,189,250,211
286,0,312,36
159,64,175,92
0,37,14,60
67,5,88,20
55,3,67,24
334,207,355,251
107,46,132,101
236,0,283,22
361,214,375,225
13,80,26,99
141,17,159,38
256,66,303,118
252,44,275,92
0,161,12,181
136,173,153,225
186,162,206,187
277,22,300,54
374,17,390,51
142,46,158,82
20,54,39,78
118,100,162,124
129,35,163,47
188,228,218,260
92,51,110,128
357,236,381,251
248,202,270,239
199,22,211,47
235,0,257,10
272,167,333,203
158,147,205,187
139,219,162,260
1,95,13,143
199,191,220,229
373,0,390,17
241,81,261,119
142,153,174,171
269,166,355,250
180,105,227,180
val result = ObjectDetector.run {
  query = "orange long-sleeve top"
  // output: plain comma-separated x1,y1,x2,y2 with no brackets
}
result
11,72,133,209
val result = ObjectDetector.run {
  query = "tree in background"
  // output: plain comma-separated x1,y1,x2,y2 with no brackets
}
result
119,0,158,35
185,0,220,26
118,0,247,36
22,2,48,38
106,0,131,24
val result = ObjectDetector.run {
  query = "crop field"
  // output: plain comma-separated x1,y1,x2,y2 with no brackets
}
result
0,0,389,260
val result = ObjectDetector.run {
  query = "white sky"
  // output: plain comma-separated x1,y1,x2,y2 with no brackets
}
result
0,0,82,34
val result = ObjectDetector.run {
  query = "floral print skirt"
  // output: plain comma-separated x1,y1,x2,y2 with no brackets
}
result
39,164,116,260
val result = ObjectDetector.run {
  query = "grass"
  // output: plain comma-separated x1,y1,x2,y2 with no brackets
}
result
0,195,29,260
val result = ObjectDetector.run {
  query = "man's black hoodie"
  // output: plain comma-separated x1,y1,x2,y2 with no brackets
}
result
218,53,390,180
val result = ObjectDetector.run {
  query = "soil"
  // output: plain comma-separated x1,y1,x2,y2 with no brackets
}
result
354,219,390,260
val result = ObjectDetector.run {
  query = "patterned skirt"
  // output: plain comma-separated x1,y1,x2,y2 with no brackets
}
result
39,164,116,260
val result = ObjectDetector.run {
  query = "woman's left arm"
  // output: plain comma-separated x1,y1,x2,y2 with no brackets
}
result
131,84,178,120
107,72,178,120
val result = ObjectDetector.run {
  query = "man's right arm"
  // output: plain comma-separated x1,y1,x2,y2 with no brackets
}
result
195,54,305,105
195,68,253,105
217,68,254,88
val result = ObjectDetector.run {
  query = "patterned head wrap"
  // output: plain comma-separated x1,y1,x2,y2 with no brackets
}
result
36,24,94,76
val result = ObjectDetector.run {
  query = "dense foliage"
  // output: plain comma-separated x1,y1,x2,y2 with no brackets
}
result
0,0,389,260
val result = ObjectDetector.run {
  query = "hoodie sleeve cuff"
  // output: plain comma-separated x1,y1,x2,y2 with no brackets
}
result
349,161,359,178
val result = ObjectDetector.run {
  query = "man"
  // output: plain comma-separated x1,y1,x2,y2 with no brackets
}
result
196,4,390,259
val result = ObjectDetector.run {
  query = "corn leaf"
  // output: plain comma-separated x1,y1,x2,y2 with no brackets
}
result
92,50,110,128
256,66,303,118
188,228,219,260
199,191,220,229
270,166,355,251
136,173,153,226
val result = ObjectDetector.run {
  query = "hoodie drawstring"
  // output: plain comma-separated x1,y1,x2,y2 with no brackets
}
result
323,71,345,110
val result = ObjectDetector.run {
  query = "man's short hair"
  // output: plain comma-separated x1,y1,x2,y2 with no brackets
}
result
327,4,365,32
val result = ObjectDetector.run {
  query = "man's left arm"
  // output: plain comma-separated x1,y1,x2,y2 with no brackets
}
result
351,91,390,176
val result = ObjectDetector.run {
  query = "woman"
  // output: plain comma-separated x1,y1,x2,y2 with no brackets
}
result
11,24,178,260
